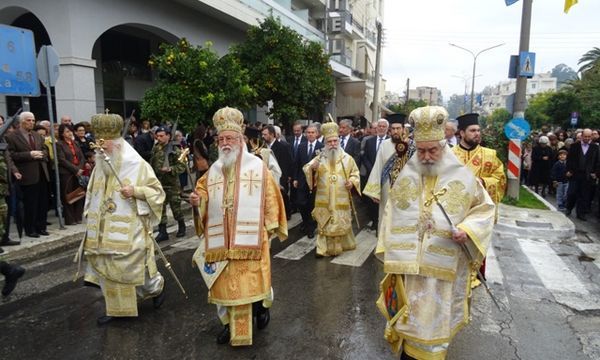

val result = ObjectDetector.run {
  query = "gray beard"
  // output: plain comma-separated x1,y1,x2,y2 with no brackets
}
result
323,147,339,166
219,146,240,168
418,160,441,177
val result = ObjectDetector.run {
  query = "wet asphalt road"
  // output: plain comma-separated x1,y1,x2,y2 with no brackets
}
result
1,194,600,359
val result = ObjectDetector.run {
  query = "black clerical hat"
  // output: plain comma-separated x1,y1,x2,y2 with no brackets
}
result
387,113,407,125
244,126,261,140
456,113,479,130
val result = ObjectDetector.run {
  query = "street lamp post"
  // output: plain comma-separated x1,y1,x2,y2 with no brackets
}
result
449,43,504,112
452,74,482,114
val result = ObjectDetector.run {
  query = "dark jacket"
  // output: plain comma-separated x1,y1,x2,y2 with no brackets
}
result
566,142,599,179
362,135,389,176
6,130,50,186
293,140,323,202
269,140,293,187
340,135,361,166
551,160,568,183
56,140,85,176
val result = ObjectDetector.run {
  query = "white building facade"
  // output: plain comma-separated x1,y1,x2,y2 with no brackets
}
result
0,0,385,124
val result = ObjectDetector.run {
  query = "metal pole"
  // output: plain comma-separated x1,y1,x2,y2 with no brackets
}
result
507,0,533,199
405,78,410,106
449,43,504,113
42,46,65,229
470,59,477,112
371,20,383,122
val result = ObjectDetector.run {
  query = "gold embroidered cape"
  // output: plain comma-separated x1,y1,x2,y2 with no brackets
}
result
194,152,287,306
378,149,495,358
81,140,166,316
303,149,360,256
452,145,506,204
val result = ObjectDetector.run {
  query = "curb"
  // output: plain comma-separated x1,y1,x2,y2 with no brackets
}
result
495,203,576,240
2,204,194,264
522,185,557,211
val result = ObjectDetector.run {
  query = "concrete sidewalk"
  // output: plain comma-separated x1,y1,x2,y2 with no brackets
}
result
0,201,193,263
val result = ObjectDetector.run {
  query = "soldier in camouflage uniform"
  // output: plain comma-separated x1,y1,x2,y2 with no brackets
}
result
0,129,26,296
150,126,186,241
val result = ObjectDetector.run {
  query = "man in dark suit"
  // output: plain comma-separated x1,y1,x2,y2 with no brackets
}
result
338,119,361,165
292,124,323,238
566,128,599,221
6,112,50,237
262,125,294,219
287,121,307,214
287,121,307,162
361,118,389,230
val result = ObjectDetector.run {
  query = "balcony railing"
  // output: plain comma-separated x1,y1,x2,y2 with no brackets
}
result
238,0,325,43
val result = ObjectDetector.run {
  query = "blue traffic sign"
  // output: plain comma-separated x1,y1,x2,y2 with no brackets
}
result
519,51,535,78
0,25,40,96
504,117,531,140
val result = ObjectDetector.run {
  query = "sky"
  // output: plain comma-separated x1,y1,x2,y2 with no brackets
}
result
381,0,600,101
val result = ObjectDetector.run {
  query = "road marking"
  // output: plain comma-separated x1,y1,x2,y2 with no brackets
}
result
518,238,600,310
576,243,600,269
274,236,316,260
331,230,377,267
287,213,302,230
518,238,588,294
485,245,504,286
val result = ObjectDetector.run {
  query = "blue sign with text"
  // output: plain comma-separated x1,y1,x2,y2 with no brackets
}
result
504,117,531,140
0,25,40,96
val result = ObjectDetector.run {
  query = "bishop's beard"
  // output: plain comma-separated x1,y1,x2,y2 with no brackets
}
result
417,159,443,177
219,145,241,169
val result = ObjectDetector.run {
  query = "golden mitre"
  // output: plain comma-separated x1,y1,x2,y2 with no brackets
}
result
213,106,243,134
409,106,448,142
321,122,339,139
91,112,123,140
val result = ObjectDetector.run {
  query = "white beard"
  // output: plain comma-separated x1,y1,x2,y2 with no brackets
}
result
417,159,442,177
323,147,339,166
95,153,112,177
219,145,241,169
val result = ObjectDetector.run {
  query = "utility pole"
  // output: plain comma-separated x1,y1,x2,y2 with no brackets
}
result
507,0,533,199
405,78,410,106
371,20,383,122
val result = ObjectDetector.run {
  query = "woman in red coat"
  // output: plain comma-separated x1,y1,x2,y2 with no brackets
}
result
56,124,85,225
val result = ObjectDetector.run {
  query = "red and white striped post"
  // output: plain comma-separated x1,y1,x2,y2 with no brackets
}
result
507,139,521,180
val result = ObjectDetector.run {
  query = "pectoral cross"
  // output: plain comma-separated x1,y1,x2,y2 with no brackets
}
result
240,169,261,196
424,188,447,207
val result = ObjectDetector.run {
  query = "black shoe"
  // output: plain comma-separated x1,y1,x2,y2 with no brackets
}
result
307,229,315,239
38,230,50,236
565,209,572,216
153,289,166,309
26,232,40,238
176,220,186,238
256,308,270,330
2,265,25,296
1,239,20,246
315,252,324,259
83,281,101,289
216,325,230,344
155,224,169,242
97,315,114,326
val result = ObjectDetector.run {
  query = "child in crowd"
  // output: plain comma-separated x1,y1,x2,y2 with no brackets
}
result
551,149,569,210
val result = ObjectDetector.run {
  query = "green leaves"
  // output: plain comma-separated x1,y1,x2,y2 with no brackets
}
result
232,16,334,124
142,38,255,131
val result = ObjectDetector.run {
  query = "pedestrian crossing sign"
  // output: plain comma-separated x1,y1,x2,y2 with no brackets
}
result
519,51,535,78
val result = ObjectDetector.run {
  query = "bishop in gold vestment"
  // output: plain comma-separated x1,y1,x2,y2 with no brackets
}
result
378,106,496,359
77,113,166,325
191,107,287,346
303,122,360,257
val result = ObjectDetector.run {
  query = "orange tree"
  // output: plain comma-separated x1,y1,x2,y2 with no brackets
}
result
233,16,334,125
141,38,256,131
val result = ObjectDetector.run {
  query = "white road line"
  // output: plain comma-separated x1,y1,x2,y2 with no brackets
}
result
330,230,377,267
287,213,302,230
577,243,600,269
274,236,316,260
518,238,588,294
485,245,504,286
518,238,600,310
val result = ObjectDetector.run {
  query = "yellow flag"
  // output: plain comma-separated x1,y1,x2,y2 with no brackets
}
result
564,0,578,13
